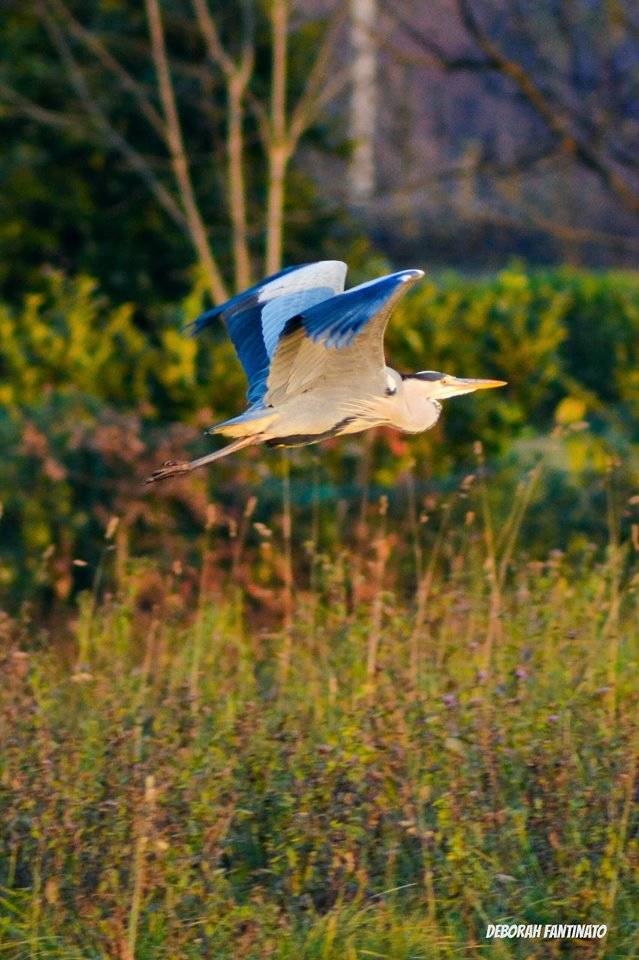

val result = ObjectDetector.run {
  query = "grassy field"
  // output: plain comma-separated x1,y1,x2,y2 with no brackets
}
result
1,468,638,959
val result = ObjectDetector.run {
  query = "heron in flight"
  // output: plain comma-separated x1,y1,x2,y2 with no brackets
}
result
146,262,505,483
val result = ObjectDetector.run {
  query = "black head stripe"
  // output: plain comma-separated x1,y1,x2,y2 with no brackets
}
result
403,370,444,382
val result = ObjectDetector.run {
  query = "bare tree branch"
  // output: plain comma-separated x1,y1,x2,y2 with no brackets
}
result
386,0,639,228
191,0,235,78
263,0,348,273
460,202,639,253
224,73,253,290
288,6,348,146
192,0,253,289
455,0,639,218
265,0,290,274
245,87,271,148
47,0,166,139
10,0,378,294
38,2,188,232
387,7,490,73
378,142,561,199
145,0,228,302
0,81,78,130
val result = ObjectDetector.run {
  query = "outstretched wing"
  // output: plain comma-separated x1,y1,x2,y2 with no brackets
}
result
189,261,347,405
265,269,424,404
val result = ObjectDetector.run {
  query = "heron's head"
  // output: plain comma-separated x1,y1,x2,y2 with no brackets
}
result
405,370,507,401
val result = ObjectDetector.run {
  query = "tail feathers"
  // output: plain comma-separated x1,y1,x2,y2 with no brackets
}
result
209,406,277,438
145,434,259,484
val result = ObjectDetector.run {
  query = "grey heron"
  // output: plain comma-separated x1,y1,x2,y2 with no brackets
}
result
146,261,505,483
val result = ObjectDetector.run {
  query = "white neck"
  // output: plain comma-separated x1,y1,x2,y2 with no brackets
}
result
385,373,442,434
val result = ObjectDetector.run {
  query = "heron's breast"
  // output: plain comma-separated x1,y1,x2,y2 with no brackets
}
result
263,387,379,446
394,396,442,433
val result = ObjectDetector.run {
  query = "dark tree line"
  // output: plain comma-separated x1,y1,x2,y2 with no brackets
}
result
0,0,357,309
362,0,639,265
2,0,638,307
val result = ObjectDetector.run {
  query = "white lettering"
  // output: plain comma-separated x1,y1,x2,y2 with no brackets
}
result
486,920,607,940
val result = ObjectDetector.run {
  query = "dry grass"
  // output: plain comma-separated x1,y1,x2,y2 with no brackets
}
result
1,466,638,959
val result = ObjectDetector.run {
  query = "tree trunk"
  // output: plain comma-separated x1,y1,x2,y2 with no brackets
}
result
228,74,252,291
266,143,289,275
266,0,289,274
146,0,228,303
349,0,377,206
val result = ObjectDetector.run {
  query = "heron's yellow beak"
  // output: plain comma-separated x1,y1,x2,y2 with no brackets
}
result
459,378,507,391
434,376,507,399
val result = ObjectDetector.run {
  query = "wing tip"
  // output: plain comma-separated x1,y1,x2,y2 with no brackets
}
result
186,305,223,337
303,267,425,350
188,261,349,336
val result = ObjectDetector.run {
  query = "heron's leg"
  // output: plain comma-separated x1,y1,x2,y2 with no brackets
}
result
144,434,260,484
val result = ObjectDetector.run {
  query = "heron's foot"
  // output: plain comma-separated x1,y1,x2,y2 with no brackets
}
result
144,459,192,484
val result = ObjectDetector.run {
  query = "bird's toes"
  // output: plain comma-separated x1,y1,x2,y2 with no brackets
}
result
144,461,189,484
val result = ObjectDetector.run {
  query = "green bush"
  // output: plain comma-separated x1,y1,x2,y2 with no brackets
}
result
4,264,639,440
0,271,208,417
389,265,639,449
2,265,639,609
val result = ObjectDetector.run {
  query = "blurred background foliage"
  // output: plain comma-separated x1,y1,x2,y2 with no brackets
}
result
1,0,639,611
2,2,639,952
0,0,365,304
2,263,639,608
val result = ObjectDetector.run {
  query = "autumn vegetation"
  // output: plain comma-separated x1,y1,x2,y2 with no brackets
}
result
1,465,638,957
2,265,639,957
2,0,639,956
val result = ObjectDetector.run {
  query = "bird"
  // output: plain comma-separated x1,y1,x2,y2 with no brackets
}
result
145,261,505,483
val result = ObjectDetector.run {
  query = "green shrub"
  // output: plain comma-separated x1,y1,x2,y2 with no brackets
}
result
2,265,639,609
0,270,234,421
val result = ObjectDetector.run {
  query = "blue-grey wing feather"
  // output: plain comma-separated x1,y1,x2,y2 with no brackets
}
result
299,271,423,348
261,287,334,357
266,269,424,403
188,261,347,405
278,270,422,351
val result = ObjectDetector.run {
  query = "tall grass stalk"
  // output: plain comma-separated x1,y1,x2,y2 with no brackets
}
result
496,461,543,591
189,507,217,712
127,775,156,960
409,498,451,693
1,469,637,959
365,495,389,705
474,442,501,678
279,451,294,685
604,466,623,725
